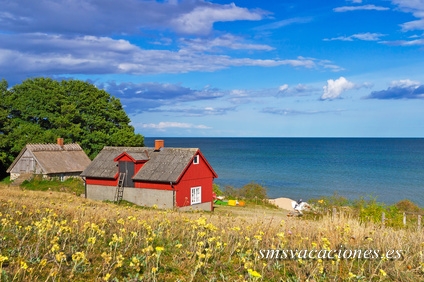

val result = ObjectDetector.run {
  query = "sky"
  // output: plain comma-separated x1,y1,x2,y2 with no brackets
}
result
1,0,424,137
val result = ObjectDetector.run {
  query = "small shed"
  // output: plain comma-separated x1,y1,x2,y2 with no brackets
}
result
81,140,218,211
7,138,91,181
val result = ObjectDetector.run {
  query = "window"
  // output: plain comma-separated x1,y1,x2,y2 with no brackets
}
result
193,155,199,164
191,186,201,205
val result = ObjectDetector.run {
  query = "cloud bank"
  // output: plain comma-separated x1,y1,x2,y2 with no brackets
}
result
392,0,424,31
0,0,265,36
333,5,389,12
324,32,386,41
366,79,424,99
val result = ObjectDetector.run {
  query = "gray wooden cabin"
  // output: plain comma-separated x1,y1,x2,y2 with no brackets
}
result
7,139,91,181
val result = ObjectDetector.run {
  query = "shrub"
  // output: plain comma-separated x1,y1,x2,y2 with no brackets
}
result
0,176,12,184
212,183,224,196
222,182,268,201
239,182,267,200
395,199,421,213
354,197,403,227
222,185,239,198
309,192,350,214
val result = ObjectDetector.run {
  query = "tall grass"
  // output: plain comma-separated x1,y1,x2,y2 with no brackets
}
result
0,183,423,281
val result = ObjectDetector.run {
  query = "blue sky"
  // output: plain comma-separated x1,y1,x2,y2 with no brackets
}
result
1,0,424,137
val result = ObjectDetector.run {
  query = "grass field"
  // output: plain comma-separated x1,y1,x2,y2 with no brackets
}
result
1,182,424,281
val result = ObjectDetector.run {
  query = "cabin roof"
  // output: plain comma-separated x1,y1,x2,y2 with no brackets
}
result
6,143,91,174
81,146,216,183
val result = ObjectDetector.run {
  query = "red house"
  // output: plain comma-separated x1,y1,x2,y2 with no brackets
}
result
81,140,218,211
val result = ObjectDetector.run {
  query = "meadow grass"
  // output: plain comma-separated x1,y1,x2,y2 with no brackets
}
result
19,175,85,196
0,183,424,281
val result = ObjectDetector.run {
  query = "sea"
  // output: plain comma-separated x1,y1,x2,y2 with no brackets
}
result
144,137,424,207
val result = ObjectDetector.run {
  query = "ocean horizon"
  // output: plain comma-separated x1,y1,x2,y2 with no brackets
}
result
144,137,424,207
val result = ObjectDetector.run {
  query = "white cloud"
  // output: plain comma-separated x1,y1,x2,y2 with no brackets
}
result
321,77,355,100
400,19,424,31
390,79,420,88
0,0,266,36
324,32,386,41
277,83,318,97
231,89,248,97
392,0,424,31
255,17,313,31
279,84,289,92
352,32,386,41
333,5,389,12
180,34,274,52
380,38,424,46
171,3,263,35
140,121,210,130
0,33,340,78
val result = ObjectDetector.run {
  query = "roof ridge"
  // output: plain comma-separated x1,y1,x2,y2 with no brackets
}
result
26,143,83,151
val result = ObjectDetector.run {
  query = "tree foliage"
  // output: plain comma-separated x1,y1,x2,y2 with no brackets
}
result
0,77,144,177
222,182,268,200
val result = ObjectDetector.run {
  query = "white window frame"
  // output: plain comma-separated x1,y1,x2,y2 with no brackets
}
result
191,186,202,205
193,155,199,165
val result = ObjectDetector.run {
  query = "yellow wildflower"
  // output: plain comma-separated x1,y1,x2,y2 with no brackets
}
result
87,237,96,245
20,261,28,270
247,268,262,278
39,259,47,267
51,244,60,253
0,255,9,264
103,273,111,281
116,254,124,268
72,252,86,262
101,252,112,264
155,246,164,253
55,252,66,262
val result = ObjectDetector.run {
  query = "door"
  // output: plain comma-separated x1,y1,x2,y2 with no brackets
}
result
118,161,135,187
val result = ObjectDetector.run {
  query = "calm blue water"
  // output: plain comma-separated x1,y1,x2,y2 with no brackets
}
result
145,138,424,207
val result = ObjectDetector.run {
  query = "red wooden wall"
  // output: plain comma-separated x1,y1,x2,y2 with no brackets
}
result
86,177,118,186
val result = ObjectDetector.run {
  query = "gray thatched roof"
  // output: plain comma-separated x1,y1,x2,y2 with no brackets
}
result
134,148,198,182
7,143,91,174
81,146,204,183
80,147,146,179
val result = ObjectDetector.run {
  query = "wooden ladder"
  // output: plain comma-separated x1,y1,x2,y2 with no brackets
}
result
114,172,126,203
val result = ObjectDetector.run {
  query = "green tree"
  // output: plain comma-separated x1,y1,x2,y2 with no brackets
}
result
0,77,144,178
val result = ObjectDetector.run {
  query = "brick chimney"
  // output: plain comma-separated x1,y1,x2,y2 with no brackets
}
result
57,137,64,147
154,140,164,151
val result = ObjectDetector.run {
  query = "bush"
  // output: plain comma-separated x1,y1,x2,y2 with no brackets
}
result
212,183,224,196
309,192,350,213
395,199,421,213
222,182,268,201
239,182,267,200
354,197,403,227
0,176,12,184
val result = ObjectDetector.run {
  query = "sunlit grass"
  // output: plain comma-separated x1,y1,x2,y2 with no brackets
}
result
20,175,85,195
0,183,423,281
